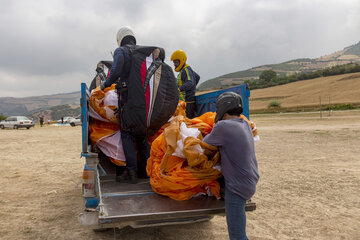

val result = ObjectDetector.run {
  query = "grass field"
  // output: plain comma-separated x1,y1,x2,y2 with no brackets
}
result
250,72,360,111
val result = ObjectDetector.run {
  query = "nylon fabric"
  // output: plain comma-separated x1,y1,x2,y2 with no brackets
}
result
89,85,126,166
146,106,222,201
89,85,118,124
146,102,259,201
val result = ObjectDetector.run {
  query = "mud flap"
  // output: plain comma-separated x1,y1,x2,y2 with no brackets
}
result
78,211,100,229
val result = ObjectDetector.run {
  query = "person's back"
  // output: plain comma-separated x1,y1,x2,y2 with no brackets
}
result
204,118,258,200
203,92,259,240
101,26,149,184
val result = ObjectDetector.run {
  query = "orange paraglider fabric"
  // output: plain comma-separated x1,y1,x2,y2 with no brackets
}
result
89,85,118,124
147,112,222,201
146,101,259,201
88,85,126,166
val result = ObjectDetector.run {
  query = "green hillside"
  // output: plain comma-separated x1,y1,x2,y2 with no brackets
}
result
344,42,360,55
198,41,360,91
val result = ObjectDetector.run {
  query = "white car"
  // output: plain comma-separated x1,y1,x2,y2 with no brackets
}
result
70,116,82,127
57,117,75,124
0,116,33,129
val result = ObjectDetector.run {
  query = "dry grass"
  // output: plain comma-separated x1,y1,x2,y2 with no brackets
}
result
250,72,360,110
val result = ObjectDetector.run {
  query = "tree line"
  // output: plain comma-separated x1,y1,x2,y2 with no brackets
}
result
245,63,360,89
0,113,6,121
49,105,81,120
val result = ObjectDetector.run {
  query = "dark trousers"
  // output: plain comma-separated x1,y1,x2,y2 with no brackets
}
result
116,90,149,173
120,130,150,171
186,102,197,119
225,187,248,240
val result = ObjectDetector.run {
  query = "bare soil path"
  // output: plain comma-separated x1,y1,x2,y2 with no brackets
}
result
0,110,359,239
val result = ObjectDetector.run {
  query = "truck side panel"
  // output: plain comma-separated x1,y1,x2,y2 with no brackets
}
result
196,84,250,119
81,83,89,153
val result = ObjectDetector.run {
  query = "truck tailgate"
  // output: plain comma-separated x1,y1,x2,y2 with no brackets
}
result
99,177,225,227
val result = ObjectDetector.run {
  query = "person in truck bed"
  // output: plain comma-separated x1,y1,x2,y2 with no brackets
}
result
203,92,259,240
170,50,200,119
101,26,149,184
89,62,107,93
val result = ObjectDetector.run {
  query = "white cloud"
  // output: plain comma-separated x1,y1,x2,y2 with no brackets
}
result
0,0,359,97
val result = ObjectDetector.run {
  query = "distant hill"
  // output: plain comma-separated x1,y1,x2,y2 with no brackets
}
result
28,104,81,123
198,41,360,91
249,72,360,111
2,41,360,119
0,91,80,118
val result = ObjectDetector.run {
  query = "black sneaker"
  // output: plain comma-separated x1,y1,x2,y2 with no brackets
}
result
116,170,128,182
128,170,138,184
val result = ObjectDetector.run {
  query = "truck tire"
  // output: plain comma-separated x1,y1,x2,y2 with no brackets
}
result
70,122,75,127
13,125,18,129
0,125,4,129
26,127,30,129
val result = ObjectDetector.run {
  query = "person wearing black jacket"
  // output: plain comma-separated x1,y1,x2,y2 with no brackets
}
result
101,26,149,184
171,50,200,119
89,62,107,92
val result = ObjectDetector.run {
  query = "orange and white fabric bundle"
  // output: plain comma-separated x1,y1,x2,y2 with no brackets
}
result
146,102,259,201
88,85,126,166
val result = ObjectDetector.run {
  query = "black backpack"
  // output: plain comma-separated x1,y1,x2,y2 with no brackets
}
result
120,45,179,137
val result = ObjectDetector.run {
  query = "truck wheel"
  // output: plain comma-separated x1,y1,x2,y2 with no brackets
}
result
0,125,4,129
26,127,30,129
70,122,75,127
13,125,18,129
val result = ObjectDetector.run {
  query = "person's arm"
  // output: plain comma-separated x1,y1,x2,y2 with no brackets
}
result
179,69,195,92
203,122,225,147
101,48,125,89
194,71,200,85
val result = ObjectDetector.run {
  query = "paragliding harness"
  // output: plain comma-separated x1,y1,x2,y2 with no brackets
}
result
111,47,129,132
115,45,179,137
116,80,129,132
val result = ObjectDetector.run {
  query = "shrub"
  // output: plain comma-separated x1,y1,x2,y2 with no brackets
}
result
325,103,356,111
0,113,7,121
268,101,281,109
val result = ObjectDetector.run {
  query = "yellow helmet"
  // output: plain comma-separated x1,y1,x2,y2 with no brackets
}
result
171,50,187,72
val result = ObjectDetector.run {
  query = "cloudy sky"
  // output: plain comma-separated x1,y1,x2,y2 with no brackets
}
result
0,0,359,97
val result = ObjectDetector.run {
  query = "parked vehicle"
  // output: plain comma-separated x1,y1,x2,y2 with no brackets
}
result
70,116,82,127
57,117,75,124
78,83,255,230
0,116,33,129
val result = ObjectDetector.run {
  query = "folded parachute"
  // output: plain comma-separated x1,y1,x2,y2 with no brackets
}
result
146,103,259,201
88,85,126,166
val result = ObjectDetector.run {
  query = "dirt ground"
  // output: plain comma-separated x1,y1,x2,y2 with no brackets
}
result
0,110,359,240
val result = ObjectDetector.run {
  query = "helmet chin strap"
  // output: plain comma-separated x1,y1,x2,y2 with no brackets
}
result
175,62,186,72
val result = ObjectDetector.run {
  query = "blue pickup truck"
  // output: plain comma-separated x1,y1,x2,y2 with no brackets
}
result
78,83,255,230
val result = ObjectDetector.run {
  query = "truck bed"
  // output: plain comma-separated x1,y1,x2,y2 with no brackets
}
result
98,176,225,228
97,175,256,228
79,83,255,229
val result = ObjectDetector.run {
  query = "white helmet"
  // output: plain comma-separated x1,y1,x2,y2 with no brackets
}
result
116,26,135,47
